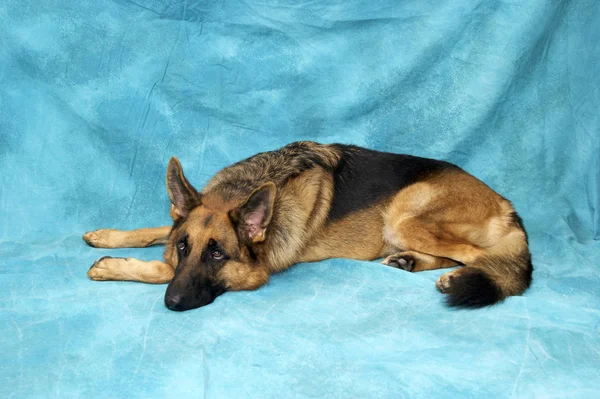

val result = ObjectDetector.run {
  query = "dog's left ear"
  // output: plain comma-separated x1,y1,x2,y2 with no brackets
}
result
230,182,277,243
166,157,201,220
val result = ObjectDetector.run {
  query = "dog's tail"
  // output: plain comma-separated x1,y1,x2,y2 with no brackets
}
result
445,213,533,308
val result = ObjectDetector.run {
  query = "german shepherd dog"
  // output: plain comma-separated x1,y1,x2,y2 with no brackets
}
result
84,141,532,311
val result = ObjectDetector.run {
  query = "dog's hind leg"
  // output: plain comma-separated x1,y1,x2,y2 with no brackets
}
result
383,171,532,307
87,257,174,283
83,226,171,248
382,251,459,272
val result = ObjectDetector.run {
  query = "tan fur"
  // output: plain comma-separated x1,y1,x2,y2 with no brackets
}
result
88,257,173,284
264,167,335,271
217,261,270,291
382,169,530,298
299,206,388,262
382,170,510,259
474,228,530,296
83,226,171,248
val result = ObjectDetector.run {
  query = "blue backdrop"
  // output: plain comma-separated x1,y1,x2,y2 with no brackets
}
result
1,0,599,397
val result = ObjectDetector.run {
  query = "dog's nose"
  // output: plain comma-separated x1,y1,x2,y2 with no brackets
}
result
165,294,184,311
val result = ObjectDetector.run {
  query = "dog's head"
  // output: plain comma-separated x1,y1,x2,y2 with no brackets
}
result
163,157,272,311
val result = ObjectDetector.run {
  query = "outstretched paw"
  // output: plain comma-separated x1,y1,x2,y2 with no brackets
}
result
88,256,128,281
382,253,415,272
83,229,119,248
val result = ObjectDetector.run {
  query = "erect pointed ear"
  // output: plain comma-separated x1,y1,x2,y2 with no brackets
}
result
166,157,201,220
230,182,277,243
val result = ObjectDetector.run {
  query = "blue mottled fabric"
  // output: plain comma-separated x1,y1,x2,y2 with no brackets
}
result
1,0,599,397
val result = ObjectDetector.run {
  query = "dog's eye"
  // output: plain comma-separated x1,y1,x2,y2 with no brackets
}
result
177,239,187,252
211,249,224,260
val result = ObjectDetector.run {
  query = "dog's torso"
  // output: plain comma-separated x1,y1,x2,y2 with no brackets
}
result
195,142,512,273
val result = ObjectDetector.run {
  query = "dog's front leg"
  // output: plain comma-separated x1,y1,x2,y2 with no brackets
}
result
83,226,171,248
87,257,174,284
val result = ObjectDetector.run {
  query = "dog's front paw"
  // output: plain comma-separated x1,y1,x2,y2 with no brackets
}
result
88,256,127,281
382,253,415,272
83,229,118,248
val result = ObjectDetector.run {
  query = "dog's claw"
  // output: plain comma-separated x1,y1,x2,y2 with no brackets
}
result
83,231,97,247
88,256,113,270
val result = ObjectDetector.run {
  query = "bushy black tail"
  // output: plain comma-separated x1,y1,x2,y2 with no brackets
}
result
442,211,533,308
445,268,504,308
445,247,533,309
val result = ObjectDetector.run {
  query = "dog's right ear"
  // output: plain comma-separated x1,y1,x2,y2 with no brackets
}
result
166,157,201,220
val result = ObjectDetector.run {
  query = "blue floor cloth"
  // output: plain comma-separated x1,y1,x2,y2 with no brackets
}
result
1,0,599,397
